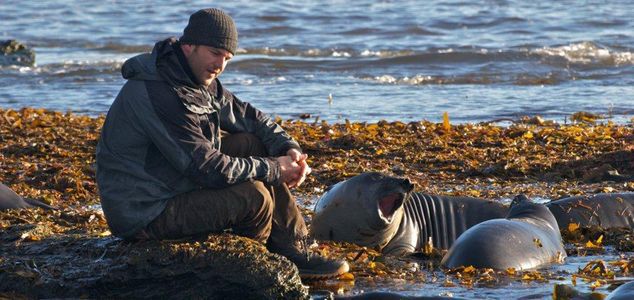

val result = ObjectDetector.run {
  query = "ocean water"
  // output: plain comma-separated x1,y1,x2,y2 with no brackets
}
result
0,0,632,124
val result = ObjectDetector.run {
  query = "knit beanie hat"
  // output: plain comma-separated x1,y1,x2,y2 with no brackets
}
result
180,8,238,54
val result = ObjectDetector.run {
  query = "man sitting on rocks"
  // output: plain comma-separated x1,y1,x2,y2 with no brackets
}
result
96,8,348,280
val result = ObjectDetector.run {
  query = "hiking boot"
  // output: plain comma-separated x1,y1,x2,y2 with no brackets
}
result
287,250,349,280
269,239,349,280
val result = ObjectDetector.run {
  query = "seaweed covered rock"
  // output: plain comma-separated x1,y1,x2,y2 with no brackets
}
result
0,221,308,299
1,40,35,66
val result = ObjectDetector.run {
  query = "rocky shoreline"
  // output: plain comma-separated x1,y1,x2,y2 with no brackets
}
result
1,107,633,298
1,214,307,299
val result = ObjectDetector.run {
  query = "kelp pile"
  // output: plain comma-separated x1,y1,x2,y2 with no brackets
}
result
0,108,102,208
1,107,631,209
1,107,633,298
285,114,634,200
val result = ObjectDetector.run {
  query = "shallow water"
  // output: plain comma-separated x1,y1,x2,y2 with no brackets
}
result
1,0,632,123
308,250,632,299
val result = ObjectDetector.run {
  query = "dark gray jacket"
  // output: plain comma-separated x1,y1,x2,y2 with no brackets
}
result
96,38,300,239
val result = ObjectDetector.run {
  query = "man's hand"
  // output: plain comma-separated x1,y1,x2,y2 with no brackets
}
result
277,149,312,188
286,148,306,162
287,149,311,188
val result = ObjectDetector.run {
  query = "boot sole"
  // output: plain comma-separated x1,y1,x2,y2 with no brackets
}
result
299,263,350,281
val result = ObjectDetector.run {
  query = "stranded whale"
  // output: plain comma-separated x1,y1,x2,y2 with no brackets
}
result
0,182,55,210
441,195,566,270
311,172,634,256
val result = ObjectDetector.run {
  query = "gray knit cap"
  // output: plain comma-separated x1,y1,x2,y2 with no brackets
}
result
180,8,238,54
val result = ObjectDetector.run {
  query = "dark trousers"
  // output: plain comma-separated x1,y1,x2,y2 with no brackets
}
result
144,133,308,250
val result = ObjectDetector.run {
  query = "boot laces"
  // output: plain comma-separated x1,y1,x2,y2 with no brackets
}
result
299,235,312,262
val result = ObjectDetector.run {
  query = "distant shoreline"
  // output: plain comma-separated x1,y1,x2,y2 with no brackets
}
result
2,106,632,127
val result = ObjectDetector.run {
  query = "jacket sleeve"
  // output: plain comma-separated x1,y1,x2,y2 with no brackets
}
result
125,80,281,189
216,89,301,157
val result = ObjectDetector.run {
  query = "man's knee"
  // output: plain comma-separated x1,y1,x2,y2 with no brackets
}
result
244,181,274,217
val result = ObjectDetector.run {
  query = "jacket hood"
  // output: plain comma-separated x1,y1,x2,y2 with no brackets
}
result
121,51,160,81
121,37,196,86
122,37,216,114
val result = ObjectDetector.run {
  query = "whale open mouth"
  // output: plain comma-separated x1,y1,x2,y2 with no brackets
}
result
378,193,404,221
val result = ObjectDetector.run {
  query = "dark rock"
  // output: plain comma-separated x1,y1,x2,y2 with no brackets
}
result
548,150,634,182
553,283,604,299
1,40,35,66
0,224,309,299
582,164,633,183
